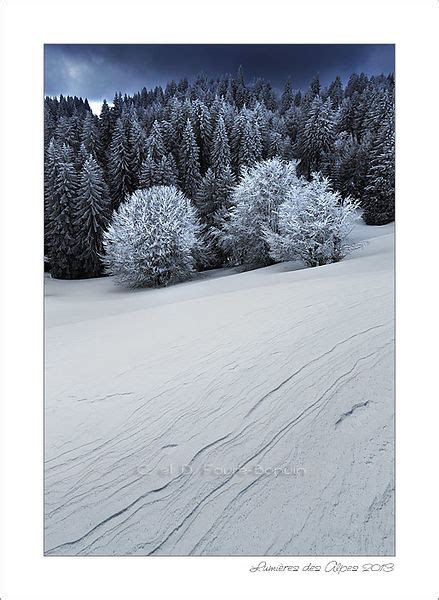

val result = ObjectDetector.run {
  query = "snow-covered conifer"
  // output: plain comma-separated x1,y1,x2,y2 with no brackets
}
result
231,108,262,176
362,116,395,225
138,153,177,189
327,76,344,110
108,117,131,209
75,156,112,277
179,119,201,199
280,79,293,114
146,120,167,161
98,99,113,162
81,112,101,162
298,96,334,178
196,166,235,225
46,157,81,278
127,116,146,189
211,115,231,174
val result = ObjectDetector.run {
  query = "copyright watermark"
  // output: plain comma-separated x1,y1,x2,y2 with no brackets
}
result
136,463,306,478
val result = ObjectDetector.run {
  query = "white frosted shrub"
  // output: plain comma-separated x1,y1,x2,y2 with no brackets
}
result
103,186,200,288
265,174,359,267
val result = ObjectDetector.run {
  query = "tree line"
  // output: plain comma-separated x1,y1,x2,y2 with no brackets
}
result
44,68,395,280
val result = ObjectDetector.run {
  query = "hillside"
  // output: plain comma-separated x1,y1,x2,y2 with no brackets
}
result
44,221,394,556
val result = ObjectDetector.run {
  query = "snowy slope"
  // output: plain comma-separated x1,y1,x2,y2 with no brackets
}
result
44,221,394,556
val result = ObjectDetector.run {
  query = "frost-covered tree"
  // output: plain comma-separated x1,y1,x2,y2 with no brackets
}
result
75,156,111,277
192,100,212,173
44,69,395,282
146,120,167,161
138,153,177,189
179,119,201,199
81,112,101,162
46,157,81,279
98,99,113,162
231,108,262,176
280,79,293,114
309,74,321,97
127,115,146,189
220,158,301,267
298,96,334,179
103,186,200,288
362,116,395,225
196,166,235,225
327,75,344,110
107,117,131,209
211,115,231,174
265,174,359,267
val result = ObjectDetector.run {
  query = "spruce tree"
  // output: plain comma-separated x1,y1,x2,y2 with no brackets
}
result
196,166,235,225
127,116,146,189
146,120,167,161
327,76,344,110
179,119,201,199
75,156,112,277
211,115,231,174
280,79,293,114
362,116,395,225
98,99,113,164
107,117,131,209
81,112,101,162
192,100,212,173
298,96,334,179
139,153,177,189
46,157,80,279
231,109,262,176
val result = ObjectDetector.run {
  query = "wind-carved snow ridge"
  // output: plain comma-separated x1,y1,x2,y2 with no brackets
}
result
44,221,394,556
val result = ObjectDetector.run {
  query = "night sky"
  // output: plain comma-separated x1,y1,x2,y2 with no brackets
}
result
45,44,394,113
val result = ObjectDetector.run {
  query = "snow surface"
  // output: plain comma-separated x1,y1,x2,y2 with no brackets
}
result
45,220,394,556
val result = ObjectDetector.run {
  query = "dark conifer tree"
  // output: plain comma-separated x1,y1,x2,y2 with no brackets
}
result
75,156,112,276
298,96,334,179
107,117,131,209
46,157,80,279
211,115,231,173
362,116,395,225
280,79,293,114
81,112,101,162
98,99,113,164
179,119,201,199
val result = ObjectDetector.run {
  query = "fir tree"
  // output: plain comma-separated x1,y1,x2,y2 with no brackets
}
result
107,117,131,209
280,79,293,114
139,153,177,189
127,116,146,189
99,99,113,162
146,120,167,161
46,157,80,279
81,112,101,162
327,76,344,110
231,109,262,176
362,116,395,225
298,97,334,179
211,115,231,174
179,119,201,199
75,156,112,277
196,166,235,225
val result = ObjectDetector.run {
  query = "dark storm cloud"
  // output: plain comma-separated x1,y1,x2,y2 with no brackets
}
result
45,44,394,103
